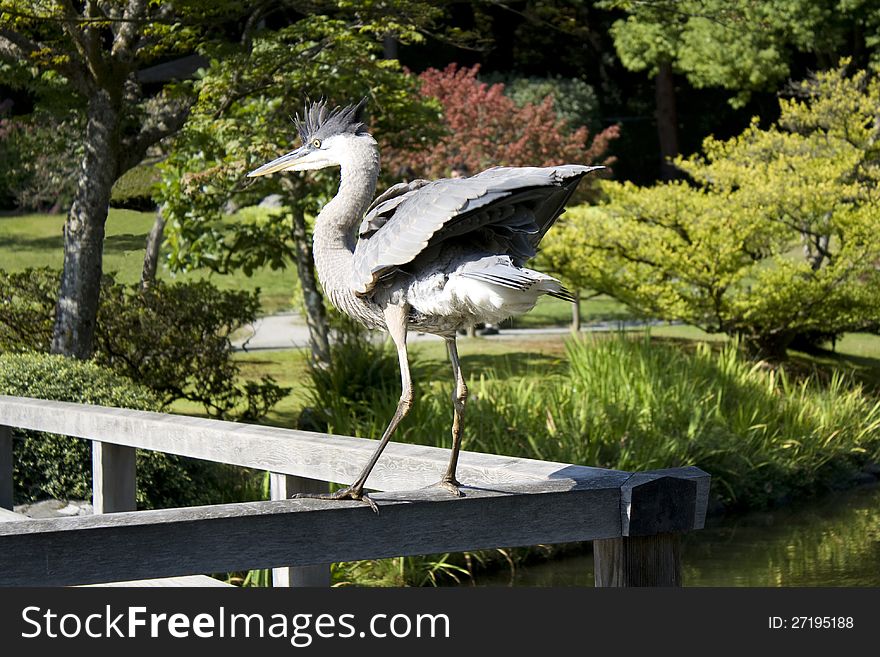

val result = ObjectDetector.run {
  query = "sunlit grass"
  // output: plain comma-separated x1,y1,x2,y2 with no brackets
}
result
507,293,636,328
0,209,297,313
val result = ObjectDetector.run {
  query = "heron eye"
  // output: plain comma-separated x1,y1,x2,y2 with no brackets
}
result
312,139,322,148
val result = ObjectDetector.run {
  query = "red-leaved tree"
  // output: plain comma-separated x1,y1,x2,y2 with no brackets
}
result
382,63,619,181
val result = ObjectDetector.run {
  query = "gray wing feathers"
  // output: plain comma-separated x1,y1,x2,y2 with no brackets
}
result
459,258,576,302
352,165,600,295
460,261,540,291
359,179,430,237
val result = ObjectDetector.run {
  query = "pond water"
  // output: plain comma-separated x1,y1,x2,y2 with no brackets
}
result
474,483,880,587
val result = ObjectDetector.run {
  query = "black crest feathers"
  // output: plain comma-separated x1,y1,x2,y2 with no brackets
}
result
294,97,369,144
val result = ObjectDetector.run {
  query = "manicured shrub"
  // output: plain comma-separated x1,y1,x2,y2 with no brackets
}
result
0,352,213,508
110,163,160,211
0,268,288,421
95,278,288,421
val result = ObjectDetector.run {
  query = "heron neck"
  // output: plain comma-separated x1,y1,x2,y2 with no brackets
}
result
312,137,380,298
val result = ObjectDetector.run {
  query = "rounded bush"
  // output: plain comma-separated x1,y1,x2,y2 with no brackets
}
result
0,352,208,508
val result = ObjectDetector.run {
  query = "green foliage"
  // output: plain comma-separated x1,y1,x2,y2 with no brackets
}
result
544,64,880,358
0,108,82,211
484,73,601,132
333,553,472,587
601,0,880,106
0,268,56,351
0,352,212,508
556,336,880,508
303,316,423,435
0,268,288,421
158,12,442,276
110,163,161,211
0,0,245,205
95,278,289,421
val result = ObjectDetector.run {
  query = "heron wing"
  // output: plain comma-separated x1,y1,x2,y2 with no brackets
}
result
352,165,600,295
359,179,431,238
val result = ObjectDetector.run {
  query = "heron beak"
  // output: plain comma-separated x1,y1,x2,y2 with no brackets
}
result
247,145,317,177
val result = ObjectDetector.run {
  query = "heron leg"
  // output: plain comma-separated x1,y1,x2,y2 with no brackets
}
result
437,336,467,496
291,305,412,513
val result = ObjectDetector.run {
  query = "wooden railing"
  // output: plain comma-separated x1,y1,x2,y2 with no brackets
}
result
0,395,710,587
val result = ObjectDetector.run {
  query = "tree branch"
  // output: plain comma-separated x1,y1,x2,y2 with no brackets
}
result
57,0,105,83
111,0,147,60
0,27,40,60
0,28,91,94
118,95,194,173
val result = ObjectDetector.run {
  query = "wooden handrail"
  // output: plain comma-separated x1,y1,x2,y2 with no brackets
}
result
0,395,603,491
0,395,711,587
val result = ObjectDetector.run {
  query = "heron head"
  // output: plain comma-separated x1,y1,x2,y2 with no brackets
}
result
247,98,371,177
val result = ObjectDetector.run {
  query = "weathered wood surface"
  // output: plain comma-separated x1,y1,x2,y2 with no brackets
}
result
0,507,27,522
81,575,233,588
92,442,137,514
270,473,331,587
0,395,621,492
1,507,230,587
0,425,11,510
620,469,708,534
0,476,629,586
592,472,704,586
593,534,682,586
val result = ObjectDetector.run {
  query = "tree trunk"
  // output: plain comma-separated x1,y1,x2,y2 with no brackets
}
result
383,35,398,60
290,205,332,368
655,61,680,181
141,206,166,290
51,89,120,359
744,333,791,363
571,289,581,332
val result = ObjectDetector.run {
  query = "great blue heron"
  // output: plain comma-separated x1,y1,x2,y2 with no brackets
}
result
248,98,601,510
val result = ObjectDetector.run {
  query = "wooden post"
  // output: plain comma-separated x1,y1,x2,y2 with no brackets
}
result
270,473,332,587
594,534,681,586
0,426,12,510
571,290,581,333
594,468,706,587
92,441,136,514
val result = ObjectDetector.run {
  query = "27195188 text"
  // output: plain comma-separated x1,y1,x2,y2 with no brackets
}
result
768,616,854,630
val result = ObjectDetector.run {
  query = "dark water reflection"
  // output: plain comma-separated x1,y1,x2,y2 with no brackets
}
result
474,483,880,587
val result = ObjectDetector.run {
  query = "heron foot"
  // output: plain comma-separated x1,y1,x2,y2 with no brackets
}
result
432,478,464,497
291,486,379,514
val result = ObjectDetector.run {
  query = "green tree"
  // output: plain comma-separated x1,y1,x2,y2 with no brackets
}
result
157,12,442,366
484,73,601,133
601,0,880,177
0,0,250,358
546,64,880,359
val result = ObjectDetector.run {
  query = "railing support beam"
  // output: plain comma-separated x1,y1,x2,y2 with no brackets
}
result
92,441,136,514
0,426,12,510
593,533,682,586
593,469,703,587
270,473,331,587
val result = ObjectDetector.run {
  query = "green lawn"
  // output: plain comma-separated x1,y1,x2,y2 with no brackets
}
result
507,293,636,328
0,209,298,313
1,208,637,319
225,334,575,428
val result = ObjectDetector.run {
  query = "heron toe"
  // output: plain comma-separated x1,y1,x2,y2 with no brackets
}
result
435,478,464,497
291,486,379,513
